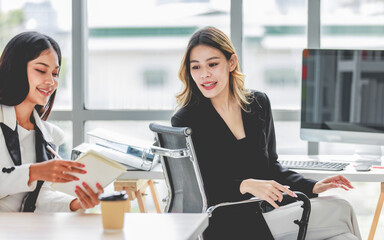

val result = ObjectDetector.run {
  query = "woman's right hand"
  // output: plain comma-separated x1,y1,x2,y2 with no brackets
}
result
28,160,86,185
239,179,297,209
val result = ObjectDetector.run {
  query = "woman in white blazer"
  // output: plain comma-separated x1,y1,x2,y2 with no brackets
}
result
0,32,103,212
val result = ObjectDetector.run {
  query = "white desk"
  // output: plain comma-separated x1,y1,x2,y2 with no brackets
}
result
279,155,384,240
119,163,164,180
0,212,208,240
279,154,384,182
296,164,384,182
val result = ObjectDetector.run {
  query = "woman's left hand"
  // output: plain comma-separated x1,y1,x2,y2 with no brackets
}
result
312,175,354,194
70,182,104,211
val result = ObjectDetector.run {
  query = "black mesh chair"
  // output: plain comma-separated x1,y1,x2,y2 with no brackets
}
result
149,123,311,240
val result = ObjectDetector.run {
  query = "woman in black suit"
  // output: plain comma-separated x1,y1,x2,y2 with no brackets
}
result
172,26,361,239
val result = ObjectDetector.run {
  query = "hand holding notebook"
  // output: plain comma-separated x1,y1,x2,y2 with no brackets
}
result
51,150,127,197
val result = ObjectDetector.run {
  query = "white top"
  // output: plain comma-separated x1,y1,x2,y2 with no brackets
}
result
0,104,75,212
0,126,37,211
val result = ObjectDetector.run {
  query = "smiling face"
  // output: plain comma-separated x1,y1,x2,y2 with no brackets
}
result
189,44,236,102
25,47,60,107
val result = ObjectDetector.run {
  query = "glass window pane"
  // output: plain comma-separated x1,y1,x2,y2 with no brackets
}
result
50,121,72,159
0,0,72,110
87,0,230,110
243,0,307,109
85,120,169,143
275,121,307,154
321,0,384,49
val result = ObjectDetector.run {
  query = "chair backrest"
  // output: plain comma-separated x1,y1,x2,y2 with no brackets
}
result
149,123,207,213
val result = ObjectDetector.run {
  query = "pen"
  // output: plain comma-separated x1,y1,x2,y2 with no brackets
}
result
46,145,63,160
352,164,384,169
372,166,384,169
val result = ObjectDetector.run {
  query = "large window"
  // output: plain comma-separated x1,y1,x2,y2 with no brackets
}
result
87,0,230,110
322,0,384,49
2,0,383,159
243,0,307,154
243,0,307,109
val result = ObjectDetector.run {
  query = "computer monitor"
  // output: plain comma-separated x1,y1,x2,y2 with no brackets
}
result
300,49,384,161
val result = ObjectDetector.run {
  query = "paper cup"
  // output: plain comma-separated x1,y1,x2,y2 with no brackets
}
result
99,191,128,231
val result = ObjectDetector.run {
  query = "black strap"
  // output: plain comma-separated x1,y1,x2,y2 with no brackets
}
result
21,180,44,212
0,123,21,166
22,125,55,212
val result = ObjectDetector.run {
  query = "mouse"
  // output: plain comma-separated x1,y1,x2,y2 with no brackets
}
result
354,163,372,172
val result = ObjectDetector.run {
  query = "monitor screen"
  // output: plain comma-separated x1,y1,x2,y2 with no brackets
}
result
300,49,384,147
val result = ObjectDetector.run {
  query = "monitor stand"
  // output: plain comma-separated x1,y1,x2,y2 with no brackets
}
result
353,144,384,165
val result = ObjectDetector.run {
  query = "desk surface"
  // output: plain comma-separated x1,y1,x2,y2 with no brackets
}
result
279,155,384,182
1,212,208,240
119,163,164,180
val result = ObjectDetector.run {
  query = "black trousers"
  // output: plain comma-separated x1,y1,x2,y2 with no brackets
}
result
204,201,274,240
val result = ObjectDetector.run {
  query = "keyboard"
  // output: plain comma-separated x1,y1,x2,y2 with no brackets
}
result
279,160,350,171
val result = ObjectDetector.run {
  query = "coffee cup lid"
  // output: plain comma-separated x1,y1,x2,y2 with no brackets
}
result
99,191,128,201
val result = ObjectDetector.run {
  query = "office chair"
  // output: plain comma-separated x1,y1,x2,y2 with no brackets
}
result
149,123,311,240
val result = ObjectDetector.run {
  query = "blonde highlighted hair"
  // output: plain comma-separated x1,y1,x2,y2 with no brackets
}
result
176,26,251,110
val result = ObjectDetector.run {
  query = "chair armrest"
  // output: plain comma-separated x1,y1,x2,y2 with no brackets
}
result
205,192,311,240
206,197,261,218
291,191,311,240
150,145,191,158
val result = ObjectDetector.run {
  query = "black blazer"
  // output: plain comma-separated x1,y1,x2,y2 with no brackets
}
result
172,90,318,239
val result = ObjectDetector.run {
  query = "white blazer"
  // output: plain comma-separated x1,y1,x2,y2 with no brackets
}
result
0,104,75,212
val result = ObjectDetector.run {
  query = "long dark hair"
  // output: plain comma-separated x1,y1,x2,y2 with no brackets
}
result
0,31,62,120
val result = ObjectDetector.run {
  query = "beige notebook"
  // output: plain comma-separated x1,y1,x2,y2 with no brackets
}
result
51,150,127,197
